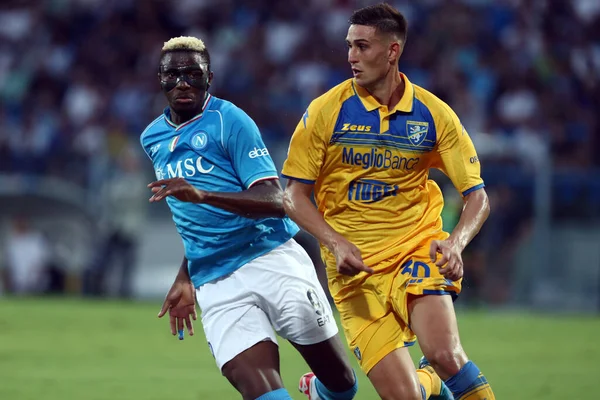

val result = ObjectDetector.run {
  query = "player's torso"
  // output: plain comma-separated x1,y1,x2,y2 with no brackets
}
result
315,89,446,266
141,102,297,283
147,115,239,193
142,107,245,230
318,96,438,217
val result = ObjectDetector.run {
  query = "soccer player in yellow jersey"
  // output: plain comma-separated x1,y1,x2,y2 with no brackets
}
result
282,3,496,400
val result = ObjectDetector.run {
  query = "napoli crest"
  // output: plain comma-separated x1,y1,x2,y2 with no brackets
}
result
191,131,208,150
406,121,428,146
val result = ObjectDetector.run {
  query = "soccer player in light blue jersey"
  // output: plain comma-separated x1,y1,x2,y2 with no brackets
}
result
139,36,358,400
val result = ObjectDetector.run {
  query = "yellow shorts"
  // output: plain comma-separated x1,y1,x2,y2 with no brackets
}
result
329,233,461,374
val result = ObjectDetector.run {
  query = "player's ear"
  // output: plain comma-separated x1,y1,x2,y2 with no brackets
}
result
207,71,214,89
389,41,401,63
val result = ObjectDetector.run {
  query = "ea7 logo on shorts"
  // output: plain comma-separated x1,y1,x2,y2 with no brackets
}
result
248,147,269,158
306,289,323,316
353,347,362,361
307,289,331,327
406,121,428,146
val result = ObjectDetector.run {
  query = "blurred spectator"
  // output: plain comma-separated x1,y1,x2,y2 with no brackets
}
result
4,216,51,294
82,145,147,298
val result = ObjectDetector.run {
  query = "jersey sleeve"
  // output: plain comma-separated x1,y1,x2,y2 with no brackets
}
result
433,106,484,197
281,99,328,183
223,106,279,189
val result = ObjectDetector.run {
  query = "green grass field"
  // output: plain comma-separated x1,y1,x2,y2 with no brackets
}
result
0,298,597,399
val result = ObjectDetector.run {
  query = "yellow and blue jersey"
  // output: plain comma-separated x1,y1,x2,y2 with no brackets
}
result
282,73,484,271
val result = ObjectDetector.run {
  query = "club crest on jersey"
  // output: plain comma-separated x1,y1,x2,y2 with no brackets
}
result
191,131,208,150
406,121,428,146
169,135,180,152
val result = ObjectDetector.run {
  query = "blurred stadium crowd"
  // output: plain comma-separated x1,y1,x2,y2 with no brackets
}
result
0,0,599,303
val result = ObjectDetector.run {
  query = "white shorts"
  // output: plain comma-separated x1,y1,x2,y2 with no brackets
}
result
196,238,338,370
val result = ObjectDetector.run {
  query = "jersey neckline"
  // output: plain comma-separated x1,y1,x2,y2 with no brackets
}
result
164,93,213,131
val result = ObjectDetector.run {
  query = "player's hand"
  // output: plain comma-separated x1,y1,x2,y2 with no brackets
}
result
429,239,463,281
330,234,374,276
148,178,207,203
157,279,197,339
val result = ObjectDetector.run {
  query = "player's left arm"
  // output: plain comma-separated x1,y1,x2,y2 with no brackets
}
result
431,107,490,280
148,107,285,219
148,177,284,219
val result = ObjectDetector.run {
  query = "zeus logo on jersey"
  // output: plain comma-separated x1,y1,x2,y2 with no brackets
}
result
248,147,269,159
342,147,419,170
348,179,399,203
158,157,214,179
341,123,372,132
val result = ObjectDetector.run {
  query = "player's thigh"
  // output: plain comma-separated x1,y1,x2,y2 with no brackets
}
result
336,288,415,376
196,275,282,398
253,239,339,345
408,293,468,380
221,340,284,400
389,242,462,342
367,347,423,400
290,335,355,392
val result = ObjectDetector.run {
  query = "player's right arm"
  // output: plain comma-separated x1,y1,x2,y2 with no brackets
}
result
282,102,372,276
140,130,197,338
157,255,197,339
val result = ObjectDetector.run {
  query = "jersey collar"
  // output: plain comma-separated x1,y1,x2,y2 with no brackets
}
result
353,72,414,114
163,93,212,131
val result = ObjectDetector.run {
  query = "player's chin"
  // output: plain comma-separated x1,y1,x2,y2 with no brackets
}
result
171,99,200,112
353,75,368,86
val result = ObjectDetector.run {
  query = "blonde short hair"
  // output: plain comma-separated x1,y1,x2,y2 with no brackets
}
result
161,36,206,53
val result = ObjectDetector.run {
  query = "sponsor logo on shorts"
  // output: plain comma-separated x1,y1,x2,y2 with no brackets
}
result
354,347,362,361
307,288,331,328
306,288,323,316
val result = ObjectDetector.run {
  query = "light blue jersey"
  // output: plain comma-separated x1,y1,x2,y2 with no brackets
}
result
140,94,299,287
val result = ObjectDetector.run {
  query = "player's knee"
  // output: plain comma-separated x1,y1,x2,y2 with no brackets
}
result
336,364,357,389
376,383,423,400
426,347,466,377
222,362,282,400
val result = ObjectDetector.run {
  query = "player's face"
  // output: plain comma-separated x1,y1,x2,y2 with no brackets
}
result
159,51,213,116
346,24,395,88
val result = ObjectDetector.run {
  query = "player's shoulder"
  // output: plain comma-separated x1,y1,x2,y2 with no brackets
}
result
140,114,167,144
412,81,458,122
205,95,254,125
308,78,355,115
